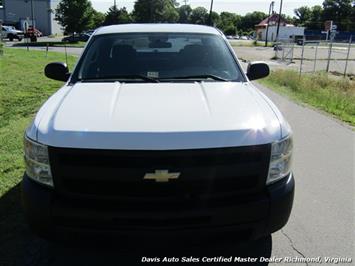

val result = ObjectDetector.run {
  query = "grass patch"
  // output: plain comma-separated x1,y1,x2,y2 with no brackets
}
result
229,40,274,47
0,48,77,197
259,70,355,126
13,41,86,48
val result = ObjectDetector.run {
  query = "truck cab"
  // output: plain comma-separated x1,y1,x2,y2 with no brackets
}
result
22,24,294,242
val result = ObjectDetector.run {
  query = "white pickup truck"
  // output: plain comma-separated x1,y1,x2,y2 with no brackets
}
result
22,24,294,242
1,25,23,41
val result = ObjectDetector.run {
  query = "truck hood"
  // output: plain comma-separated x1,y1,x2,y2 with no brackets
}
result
31,82,283,150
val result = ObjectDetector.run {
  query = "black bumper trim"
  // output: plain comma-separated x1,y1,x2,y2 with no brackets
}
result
21,173,294,241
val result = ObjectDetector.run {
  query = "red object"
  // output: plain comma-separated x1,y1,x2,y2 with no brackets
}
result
324,20,333,31
25,26,42,38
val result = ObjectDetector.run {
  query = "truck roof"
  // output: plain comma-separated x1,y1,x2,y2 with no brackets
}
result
94,24,221,36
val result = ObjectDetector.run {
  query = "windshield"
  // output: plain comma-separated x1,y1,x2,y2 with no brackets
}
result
74,33,244,82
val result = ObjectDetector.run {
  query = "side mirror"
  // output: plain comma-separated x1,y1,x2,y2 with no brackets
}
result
44,62,70,82
247,62,270,81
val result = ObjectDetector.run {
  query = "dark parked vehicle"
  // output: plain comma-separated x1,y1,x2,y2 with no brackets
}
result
84,30,95,36
62,33,90,43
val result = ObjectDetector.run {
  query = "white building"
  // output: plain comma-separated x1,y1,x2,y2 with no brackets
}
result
0,0,62,36
259,25,305,42
255,13,305,42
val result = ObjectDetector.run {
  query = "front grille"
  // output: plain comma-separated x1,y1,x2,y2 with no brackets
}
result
49,145,270,203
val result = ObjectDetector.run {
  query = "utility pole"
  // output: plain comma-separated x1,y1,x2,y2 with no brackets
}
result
114,0,117,8
208,0,214,26
265,1,275,47
275,0,283,42
30,0,35,28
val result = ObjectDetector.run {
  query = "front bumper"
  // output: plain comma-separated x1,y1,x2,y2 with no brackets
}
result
22,173,294,242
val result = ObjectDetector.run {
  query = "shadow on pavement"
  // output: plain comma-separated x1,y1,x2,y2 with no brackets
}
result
0,183,30,266
0,183,272,266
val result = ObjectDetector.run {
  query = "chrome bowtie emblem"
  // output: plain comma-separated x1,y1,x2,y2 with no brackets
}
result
144,170,180,182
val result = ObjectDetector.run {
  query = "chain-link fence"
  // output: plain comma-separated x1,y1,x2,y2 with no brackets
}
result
274,36,354,77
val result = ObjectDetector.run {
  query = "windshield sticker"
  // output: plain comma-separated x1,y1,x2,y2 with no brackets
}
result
147,72,159,78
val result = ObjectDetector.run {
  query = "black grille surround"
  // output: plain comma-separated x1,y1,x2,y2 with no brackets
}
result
48,145,271,210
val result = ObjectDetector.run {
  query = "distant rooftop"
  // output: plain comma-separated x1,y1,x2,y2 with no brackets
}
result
256,13,289,28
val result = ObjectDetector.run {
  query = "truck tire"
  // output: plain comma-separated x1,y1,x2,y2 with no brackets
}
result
8,34,14,41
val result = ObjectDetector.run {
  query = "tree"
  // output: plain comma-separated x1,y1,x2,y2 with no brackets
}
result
91,10,105,28
178,5,192,23
210,11,220,26
239,11,267,33
190,7,208,24
217,12,241,35
322,0,354,31
294,6,312,26
171,0,180,7
55,0,94,34
285,15,295,25
104,6,132,25
307,5,323,29
133,0,179,23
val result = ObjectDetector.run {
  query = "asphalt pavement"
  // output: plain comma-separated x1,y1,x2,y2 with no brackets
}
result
7,45,84,56
234,46,355,75
4,39,84,56
254,83,354,264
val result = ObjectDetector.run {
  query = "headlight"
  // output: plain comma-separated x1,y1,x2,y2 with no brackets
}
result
24,135,53,187
267,136,293,185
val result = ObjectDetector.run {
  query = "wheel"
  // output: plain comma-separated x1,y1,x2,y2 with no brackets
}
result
18,37,22,42
8,34,14,41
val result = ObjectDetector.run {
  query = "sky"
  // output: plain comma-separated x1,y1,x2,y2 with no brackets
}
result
91,0,325,16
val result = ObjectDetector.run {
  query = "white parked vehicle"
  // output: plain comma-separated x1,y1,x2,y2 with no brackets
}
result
1,25,24,41
23,24,294,241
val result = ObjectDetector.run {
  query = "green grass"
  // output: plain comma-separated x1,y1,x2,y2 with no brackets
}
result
229,40,274,47
0,48,77,197
13,41,86,48
259,70,355,126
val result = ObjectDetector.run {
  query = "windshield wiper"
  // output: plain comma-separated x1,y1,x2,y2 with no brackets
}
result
80,74,159,83
161,74,229,82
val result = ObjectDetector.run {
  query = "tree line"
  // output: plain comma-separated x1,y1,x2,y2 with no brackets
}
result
294,0,355,31
55,0,355,36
